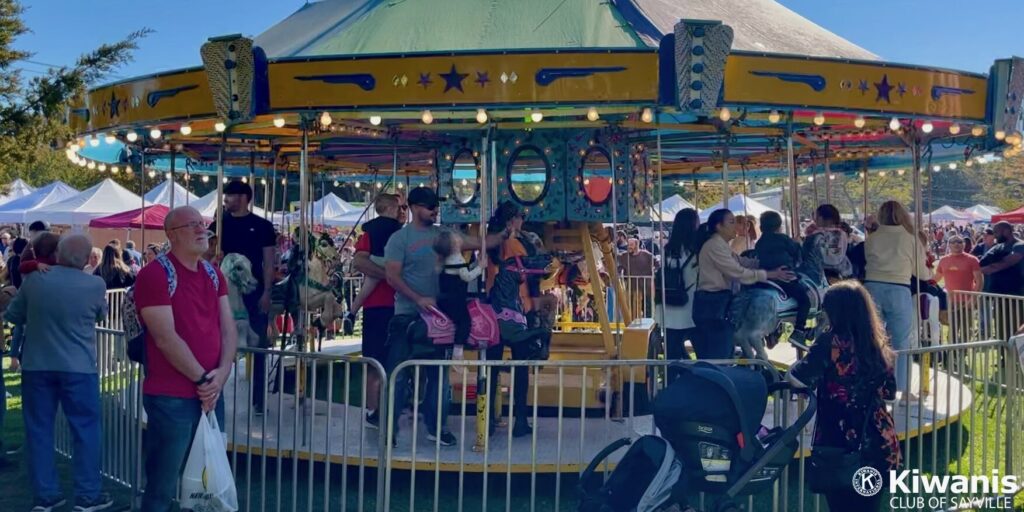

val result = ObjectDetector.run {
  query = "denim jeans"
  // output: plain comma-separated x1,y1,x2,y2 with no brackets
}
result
21,371,102,503
865,282,913,393
385,314,452,436
141,394,225,512
692,319,735,360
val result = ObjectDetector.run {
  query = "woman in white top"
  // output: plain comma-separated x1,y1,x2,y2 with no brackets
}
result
655,208,700,381
863,201,932,402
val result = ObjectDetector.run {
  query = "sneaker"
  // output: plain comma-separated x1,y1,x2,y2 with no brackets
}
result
426,431,457,446
73,493,113,512
343,313,356,336
31,497,66,512
366,410,380,430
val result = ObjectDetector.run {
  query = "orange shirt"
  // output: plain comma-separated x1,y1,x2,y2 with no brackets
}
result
486,237,533,312
936,253,980,299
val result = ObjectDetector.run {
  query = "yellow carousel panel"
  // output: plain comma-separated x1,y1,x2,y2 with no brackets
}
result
69,68,215,133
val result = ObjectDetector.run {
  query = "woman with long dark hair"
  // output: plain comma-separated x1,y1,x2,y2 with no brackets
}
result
94,245,135,290
692,209,793,359
655,208,700,376
790,281,901,512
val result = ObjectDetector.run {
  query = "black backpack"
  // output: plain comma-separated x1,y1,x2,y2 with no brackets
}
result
578,436,683,512
654,252,694,307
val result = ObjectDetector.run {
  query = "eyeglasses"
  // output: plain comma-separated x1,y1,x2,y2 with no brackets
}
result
168,220,207,231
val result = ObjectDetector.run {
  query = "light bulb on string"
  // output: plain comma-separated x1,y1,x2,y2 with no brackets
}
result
530,110,544,123
124,166,132,174
476,109,489,124
718,107,731,122
179,124,192,136
89,136,100,147
98,163,107,172
87,161,96,170
641,108,654,123
949,123,961,135
320,112,333,127
933,165,941,172
949,162,957,170
767,110,781,124
921,121,934,134
103,133,116,144
126,131,138,143
261,178,267,185
165,172,171,180
420,111,433,125
586,107,599,122
78,159,87,167
149,128,161,140
222,177,229,184
281,178,287,185
889,117,901,131
971,126,985,137
273,117,286,128
241,177,248,183
70,142,80,152
853,116,866,128
214,122,226,133
995,130,1006,140
148,170,156,178
369,115,382,126
201,175,209,183
813,112,826,126
110,166,119,174
897,169,905,176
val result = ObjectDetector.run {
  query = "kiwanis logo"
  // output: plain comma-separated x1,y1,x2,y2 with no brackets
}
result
853,466,884,497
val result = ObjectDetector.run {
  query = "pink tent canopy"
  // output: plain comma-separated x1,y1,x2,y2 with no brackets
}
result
88,205,171,230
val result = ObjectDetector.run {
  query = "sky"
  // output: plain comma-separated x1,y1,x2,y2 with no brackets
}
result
11,0,1024,81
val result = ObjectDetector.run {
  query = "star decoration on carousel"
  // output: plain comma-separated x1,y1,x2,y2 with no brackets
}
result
874,74,893,104
417,72,432,89
440,64,468,93
475,71,490,88
897,82,908,98
858,79,870,95
108,90,121,118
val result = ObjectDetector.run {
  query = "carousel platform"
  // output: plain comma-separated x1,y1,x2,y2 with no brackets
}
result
221,343,974,473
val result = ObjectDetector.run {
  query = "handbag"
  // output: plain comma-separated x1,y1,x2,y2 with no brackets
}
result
692,290,732,323
806,408,874,493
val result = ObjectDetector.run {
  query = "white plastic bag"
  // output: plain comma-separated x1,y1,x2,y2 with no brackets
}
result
179,413,239,512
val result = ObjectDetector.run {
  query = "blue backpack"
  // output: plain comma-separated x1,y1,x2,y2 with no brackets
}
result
121,254,219,366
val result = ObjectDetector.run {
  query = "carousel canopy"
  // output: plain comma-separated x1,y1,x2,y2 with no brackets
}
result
0,179,36,206
0,181,80,224
89,204,171,230
30,179,145,226
143,180,200,207
929,205,975,223
257,0,875,59
699,194,777,222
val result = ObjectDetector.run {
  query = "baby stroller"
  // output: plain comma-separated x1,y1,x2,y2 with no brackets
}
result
578,361,815,512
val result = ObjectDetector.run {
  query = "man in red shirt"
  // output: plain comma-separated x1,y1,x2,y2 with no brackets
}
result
935,235,983,299
135,206,237,512
352,193,406,428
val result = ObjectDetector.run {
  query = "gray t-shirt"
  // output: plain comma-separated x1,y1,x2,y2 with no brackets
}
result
5,266,108,373
384,223,443,315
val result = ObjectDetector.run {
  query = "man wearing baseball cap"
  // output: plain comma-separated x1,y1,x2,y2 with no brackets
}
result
382,187,507,446
980,221,1024,338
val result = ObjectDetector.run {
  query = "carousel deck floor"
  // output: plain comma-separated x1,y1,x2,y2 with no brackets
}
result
221,354,973,473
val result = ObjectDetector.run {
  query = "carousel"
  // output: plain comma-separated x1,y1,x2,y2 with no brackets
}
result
66,0,1022,476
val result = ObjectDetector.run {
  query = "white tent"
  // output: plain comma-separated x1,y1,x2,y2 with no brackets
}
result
0,178,36,205
30,179,146,226
699,194,778,222
649,194,696,222
0,181,80,224
143,180,200,207
189,190,268,219
966,204,1002,222
287,192,356,225
929,206,975,224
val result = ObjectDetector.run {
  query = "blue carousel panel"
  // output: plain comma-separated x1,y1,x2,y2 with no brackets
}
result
565,131,629,223
496,132,565,223
439,145,482,225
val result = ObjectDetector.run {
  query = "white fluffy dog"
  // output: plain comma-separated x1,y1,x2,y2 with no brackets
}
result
220,252,261,348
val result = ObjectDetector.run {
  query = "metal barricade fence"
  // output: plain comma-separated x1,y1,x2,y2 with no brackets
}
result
949,290,1024,344
226,347,387,512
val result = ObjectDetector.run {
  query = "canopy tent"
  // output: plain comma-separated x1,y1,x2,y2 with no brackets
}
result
699,194,778,222
649,194,697,222
992,207,1024,225
287,192,356,225
189,190,269,220
30,179,145,226
89,204,171,230
143,180,200,207
929,206,975,224
0,179,36,206
0,181,80,224
966,205,1002,222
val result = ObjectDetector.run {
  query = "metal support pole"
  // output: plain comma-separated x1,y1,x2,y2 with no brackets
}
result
299,122,310,353
786,114,799,236
169,147,177,209
862,161,869,220
249,151,256,213
721,138,730,210
140,142,146,250
216,133,226,256
824,141,832,204
391,144,398,194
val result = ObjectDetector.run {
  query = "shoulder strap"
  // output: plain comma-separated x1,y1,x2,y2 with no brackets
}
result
200,259,220,290
155,254,177,297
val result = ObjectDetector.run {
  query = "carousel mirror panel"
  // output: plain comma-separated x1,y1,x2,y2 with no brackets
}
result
566,131,630,222
497,132,564,222
439,141,483,224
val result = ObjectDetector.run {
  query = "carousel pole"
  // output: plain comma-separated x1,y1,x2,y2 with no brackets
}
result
655,112,667,359
169,146,176,209
299,121,311,353
824,141,832,204
721,136,730,210
862,161,869,221
474,125,492,454
391,144,398,195
249,151,256,213
270,153,278,222
786,113,799,236
910,130,930,397
215,133,226,258
140,140,147,250
184,162,191,207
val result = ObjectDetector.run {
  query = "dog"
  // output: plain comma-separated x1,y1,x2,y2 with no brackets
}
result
220,253,261,348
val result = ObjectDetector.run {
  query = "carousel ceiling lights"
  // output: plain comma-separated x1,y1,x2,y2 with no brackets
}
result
768,110,781,124
948,162,957,170
718,107,731,122
179,124,192,136
932,165,941,172
149,128,162,140
89,136,100,147
853,116,866,128
202,176,209,183
98,163,106,171
319,112,333,127
897,169,906,175
273,117,286,128
995,130,1006,140
126,131,138,142
813,112,826,126
149,170,156,178
87,161,96,170
261,178,267,185
369,115,382,126
420,110,433,124
889,117,901,131
476,109,489,124
110,166,118,174
586,107,599,122
530,110,544,123
948,123,961,135
165,172,172,179
921,121,934,134
78,159,87,167
214,122,226,132
971,126,985,137
124,166,132,174
965,160,974,168
641,108,654,123
241,177,248,183
222,177,229,183
103,132,116,144
69,142,80,152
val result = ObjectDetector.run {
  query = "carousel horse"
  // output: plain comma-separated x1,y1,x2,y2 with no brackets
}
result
271,232,345,351
731,233,828,361
220,252,261,348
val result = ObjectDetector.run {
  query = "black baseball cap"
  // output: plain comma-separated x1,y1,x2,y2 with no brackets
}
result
224,180,253,199
407,187,439,209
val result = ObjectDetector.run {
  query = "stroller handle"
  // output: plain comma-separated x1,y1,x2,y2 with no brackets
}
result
579,437,632,482
768,381,817,432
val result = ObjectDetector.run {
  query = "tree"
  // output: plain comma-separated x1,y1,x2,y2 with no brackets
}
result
0,0,149,190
